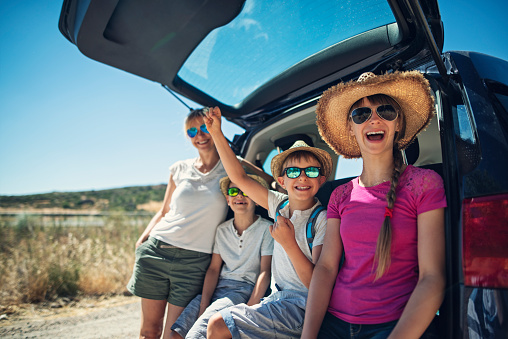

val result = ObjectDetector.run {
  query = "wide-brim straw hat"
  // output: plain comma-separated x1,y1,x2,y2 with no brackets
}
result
316,71,435,159
270,140,333,182
219,174,269,198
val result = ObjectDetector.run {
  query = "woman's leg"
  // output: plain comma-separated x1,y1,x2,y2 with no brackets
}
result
207,313,232,339
162,303,185,339
140,298,167,339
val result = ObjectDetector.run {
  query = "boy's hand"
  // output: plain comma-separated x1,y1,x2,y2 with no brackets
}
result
270,216,298,250
204,106,222,135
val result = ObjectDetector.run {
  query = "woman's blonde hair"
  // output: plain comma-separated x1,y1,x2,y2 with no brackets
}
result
350,94,406,280
184,108,207,130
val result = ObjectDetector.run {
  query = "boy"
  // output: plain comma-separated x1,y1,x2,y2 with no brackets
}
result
203,107,333,338
170,175,274,339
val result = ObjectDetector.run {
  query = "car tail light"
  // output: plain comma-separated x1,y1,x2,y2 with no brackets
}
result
462,194,508,288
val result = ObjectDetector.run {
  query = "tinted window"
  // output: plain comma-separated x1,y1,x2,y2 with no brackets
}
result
178,0,396,106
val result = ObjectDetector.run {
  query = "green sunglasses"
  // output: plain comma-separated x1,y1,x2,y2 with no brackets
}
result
227,187,248,197
283,166,321,179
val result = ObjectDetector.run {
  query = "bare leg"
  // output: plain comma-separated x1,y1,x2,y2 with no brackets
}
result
168,331,183,339
140,298,167,339
162,303,185,339
207,313,232,339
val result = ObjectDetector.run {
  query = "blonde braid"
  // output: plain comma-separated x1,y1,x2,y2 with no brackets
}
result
373,149,403,280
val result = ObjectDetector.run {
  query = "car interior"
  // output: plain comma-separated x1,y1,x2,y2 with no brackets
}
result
242,81,443,208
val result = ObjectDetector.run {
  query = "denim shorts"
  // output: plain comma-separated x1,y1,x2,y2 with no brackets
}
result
318,312,398,339
171,279,254,338
126,237,211,307
318,312,440,339
220,290,307,339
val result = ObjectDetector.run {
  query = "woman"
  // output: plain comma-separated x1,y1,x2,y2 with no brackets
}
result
127,108,270,339
302,71,447,338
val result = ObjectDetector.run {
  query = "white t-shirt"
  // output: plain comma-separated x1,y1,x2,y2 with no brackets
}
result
267,190,327,294
150,157,240,253
213,216,274,285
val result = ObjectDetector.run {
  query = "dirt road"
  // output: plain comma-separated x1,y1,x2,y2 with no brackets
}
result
0,296,141,338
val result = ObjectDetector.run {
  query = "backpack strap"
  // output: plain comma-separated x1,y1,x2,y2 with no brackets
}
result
306,205,326,253
275,198,326,254
275,198,289,221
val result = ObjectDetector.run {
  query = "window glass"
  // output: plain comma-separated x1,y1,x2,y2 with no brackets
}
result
263,148,278,177
178,0,396,106
335,156,362,179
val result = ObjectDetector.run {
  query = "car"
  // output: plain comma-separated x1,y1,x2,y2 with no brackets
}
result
59,0,508,337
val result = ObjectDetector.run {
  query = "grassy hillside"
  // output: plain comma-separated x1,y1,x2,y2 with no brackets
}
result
0,185,167,212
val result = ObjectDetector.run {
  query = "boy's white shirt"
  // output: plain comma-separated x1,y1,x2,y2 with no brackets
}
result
212,216,274,285
267,190,327,294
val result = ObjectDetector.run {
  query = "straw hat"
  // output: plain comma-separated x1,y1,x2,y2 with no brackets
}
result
316,71,435,158
270,140,333,181
219,174,269,198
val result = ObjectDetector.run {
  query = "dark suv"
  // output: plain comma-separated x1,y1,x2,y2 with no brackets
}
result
59,0,508,337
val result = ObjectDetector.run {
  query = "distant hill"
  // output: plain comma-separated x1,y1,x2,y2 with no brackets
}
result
0,185,167,213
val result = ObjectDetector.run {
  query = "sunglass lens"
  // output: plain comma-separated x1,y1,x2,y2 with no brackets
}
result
304,167,321,178
187,127,198,138
285,167,301,179
377,105,397,121
200,124,209,134
351,107,372,124
227,188,239,196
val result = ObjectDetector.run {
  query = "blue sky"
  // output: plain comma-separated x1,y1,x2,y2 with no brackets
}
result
0,1,507,196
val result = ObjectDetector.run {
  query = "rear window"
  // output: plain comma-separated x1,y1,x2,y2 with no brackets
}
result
178,0,396,106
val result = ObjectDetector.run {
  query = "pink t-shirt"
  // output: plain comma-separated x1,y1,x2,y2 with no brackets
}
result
327,165,446,324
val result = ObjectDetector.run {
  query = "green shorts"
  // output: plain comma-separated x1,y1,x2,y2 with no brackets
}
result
127,237,211,307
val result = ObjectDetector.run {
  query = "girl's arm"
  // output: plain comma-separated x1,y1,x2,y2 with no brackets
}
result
205,107,269,209
388,208,446,338
135,174,176,248
301,218,343,339
246,255,272,306
198,253,223,317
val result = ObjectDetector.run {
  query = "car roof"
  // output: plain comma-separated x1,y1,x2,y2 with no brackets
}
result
59,0,443,128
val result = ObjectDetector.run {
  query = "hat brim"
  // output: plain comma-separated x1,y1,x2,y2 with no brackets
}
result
316,71,435,158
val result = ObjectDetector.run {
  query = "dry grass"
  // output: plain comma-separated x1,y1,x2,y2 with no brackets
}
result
0,213,148,308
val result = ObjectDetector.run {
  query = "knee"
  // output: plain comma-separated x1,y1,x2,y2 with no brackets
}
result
207,313,230,339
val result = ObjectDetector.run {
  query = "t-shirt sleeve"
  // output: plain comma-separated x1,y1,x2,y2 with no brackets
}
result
267,190,289,219
212,222,227,255
416,169,447,215
327,184,349,219
260,223,274,256
169,160,185,181
312,209,328,247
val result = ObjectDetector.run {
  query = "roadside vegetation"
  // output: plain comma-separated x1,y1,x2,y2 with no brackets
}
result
0,185,164,313
0,184,166,212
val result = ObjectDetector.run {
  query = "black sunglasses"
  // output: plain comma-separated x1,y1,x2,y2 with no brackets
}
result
187,124,209,138
350,104,398,125
227,187,248,197
283,166,321,179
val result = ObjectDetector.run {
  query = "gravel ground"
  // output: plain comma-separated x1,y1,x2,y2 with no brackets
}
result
0,296,141,338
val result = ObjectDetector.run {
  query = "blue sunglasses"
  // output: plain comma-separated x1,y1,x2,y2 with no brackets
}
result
187,124,209,138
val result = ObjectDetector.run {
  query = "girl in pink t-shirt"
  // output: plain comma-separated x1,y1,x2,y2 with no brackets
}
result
302,71,447,339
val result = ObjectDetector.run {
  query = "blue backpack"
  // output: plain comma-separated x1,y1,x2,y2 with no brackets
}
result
274,198,326,253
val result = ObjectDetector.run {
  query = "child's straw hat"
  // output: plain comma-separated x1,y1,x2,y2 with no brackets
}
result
270,140,333,181
219,175,268,198
316,71,435,158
